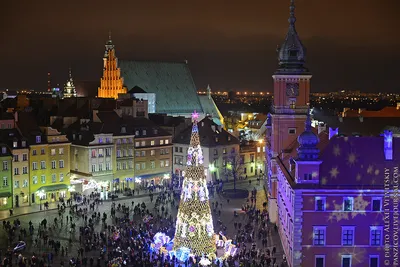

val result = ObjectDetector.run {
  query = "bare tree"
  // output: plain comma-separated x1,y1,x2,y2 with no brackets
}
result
224,150,244,191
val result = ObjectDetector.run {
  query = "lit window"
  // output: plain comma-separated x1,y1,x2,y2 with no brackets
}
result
343,197,354,211
151,150,155,156
41,175,46,184
370,226,382,246
135,142,140,147
151,140,155,146
257,147,261,153
98,149,104,157
341,227,354,246
313,226,326,246
40,161,46,169
160,160,164,168
141,141,145,146
32,176,38,184
14,180,19,188
51,174,56,183
141,151,146,157
160,140,164,145
36,136,41,143
13,141,17,148
151,161,155,169
22,179,28,187
141,162,145,169
165,160,169,167
59,173,64,182
165,139,169,144
51,149,56,156
59,148,64,155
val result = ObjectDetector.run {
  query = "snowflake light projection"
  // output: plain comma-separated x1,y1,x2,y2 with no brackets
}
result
351,194,369,218
328,194,369,222
329,167,340,179
338,247,366,265
346,152,358,166
332,145,341,157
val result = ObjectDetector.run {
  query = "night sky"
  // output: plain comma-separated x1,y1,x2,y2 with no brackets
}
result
1,0,399,93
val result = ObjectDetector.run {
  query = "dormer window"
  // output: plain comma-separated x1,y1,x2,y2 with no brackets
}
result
13,141,17,148
1,147,6,154
36,136,41,143
228,136,231,141
135,130,140,136
289,50,298,57
21,141,26,147
143,130,147,136
121,127,126,134
99,138,103,143
153,129,158,135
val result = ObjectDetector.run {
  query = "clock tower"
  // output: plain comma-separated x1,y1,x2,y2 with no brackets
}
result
266,0,311,223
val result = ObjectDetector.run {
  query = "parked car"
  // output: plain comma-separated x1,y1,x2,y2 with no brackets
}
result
13,241,26,252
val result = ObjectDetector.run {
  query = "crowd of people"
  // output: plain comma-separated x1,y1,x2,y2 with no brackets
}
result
0,182,288,267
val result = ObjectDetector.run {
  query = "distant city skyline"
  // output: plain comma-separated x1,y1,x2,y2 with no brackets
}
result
1,0,399,93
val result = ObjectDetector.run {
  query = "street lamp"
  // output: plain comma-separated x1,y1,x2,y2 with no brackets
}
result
36,190,45,211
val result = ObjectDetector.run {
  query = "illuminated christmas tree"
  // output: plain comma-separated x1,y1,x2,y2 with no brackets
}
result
173,111,216,258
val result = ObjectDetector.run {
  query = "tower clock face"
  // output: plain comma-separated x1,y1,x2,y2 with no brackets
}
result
286,83,299,96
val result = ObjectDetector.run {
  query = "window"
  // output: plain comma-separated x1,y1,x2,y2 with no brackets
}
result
160,161,164,168
13,141,17,148
99,164,103,171
165,160,169,167
151,150,155,156
51,149,56,156
91,164,96,172
142,130,147,136
369,256,379,267
175,147,178,153
106,138,111,143
141,141,146,146
22,154,27,161
59,148,64,155
116,163,121,170
51,160,56,169
342,227,355,246
160,149,165,155
106,162,111,171
313,226,326,246
2,177,7,187
117,139,121,144
223,148,226,154
1,147,5,153
13,155,19,162
41,148,45,155
214,149,218,156
129,149,133,156
341,255,352,267
150,140,155,146
135,163,140,171
59,173,64,182
315,255,325,267
32,150,37,156
14,168,19,175
288,128,296,134
51,174,56,183
289,50,298,57
160,140,164,145
165,148,169,154
41,175,46,184
151,161,155,169
32,176,38,184
14,180,19,188
22,141,26,147
98,138,103,143
36,136,41,143
257,147,261,153
372,198,382,211
98,149,104,157
40,161,46,169
91,149,96,158
32,162,38,170
135,141,140,147
135,151,140,157
179,147,183,153
343,197,354,211
141,151,146,157
22,167,28,174
141,162,145,169
106,148,111,157
2,161,8,171
315,197,326,211
23,179,28,188
290,99,296,109
370,226,382,246
165,139,169,144
59,160,64,168
304,173,312,180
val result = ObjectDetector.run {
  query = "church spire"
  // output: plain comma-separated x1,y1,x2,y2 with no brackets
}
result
105,31,114,53
206,84,212,99
276,0,308,74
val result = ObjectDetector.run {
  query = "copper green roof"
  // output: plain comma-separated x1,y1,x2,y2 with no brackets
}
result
119,61,203,114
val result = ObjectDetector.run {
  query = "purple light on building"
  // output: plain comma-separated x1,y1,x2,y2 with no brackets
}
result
383,130,393,160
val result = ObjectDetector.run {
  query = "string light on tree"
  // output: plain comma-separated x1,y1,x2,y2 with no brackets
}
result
173,110,216,258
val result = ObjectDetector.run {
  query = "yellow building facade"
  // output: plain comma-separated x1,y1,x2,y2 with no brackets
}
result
11,141,30,207
97,35,127,99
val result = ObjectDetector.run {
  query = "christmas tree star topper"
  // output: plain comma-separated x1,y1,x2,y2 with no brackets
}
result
191,110,199,121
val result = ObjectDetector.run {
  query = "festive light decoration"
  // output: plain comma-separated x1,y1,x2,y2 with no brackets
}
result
173,112,216,258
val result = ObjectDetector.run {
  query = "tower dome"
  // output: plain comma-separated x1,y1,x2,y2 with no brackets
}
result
276,0,308,73
297,111,319,160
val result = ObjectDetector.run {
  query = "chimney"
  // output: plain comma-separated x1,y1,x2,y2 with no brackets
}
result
317,123,326,134
359,115,364,122
383,130,393,160
329,127,339,140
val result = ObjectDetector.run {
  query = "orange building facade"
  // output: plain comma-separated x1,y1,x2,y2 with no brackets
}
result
97,35,127,99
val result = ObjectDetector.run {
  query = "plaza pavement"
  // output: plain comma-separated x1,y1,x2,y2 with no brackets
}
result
0,177,287,266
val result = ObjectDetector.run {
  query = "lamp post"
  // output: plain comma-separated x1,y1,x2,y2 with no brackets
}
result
36,190,45,211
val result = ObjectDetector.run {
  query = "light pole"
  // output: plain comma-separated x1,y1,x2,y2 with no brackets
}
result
36,190,45,211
